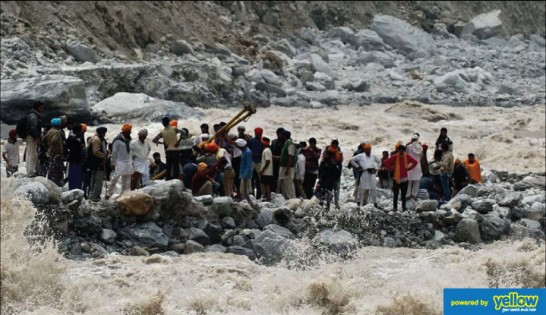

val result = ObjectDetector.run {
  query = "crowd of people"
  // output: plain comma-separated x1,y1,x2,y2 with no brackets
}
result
3,101,483,211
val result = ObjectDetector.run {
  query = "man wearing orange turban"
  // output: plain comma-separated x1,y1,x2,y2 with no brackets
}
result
349,143,381,207
106,123,133,198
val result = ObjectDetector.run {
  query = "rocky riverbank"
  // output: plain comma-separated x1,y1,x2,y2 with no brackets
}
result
6,167,544,266
1,9,545,124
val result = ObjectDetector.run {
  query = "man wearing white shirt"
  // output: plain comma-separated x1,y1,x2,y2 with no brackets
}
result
131,129,151,188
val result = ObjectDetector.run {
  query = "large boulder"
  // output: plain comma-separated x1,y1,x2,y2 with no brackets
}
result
497,192,522,207
115,191,154,217
326,27,356,46
315,229,358,255
457,185,479,198
271,39,296,57
118,222,169,249
461,10,503,40
471,199,495,214
526,203,545,222
91,92,203,122
263,224,295,239
171,39,195,55
309,53,336,78
433,67,493,95
2,176,62,205
354,29,386,51
64,41,101,63
370,15,433,55
255,82,287,97
416,200,438,212
252,230,292,264
354,51,396,68
342,79,370,92
1,75,90,124
140,180,207,219
454,218,481,244
478,214,510,241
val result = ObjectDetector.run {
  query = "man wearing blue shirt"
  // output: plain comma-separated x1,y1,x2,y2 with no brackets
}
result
248,127,264,199
236,139,253,201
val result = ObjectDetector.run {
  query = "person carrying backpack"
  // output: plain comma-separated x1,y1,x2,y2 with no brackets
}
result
18,101,44,177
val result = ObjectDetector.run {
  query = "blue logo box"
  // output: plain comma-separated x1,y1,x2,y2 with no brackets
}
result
444,289,546,315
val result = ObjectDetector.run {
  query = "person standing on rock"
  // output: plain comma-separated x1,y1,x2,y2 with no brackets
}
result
24,101,44,177
464,153,482,184
421,144,430,178
249,127,264,199
217,142,234,197
35,125,51,177
131,129,151,189
349,143,381,207
322,139,344,208
452,158,469,196
378,151,391,189
302,137,321,199
278,130,297,200
406,133,423,200
237,139,253,201
153,117,181,180
270,127,286,193
384,145,418,211
428,149,444,200
316,150,342,211
178,128,195,168
66,124,85,190
44,118,65,186
295,142,307,198
435,127,453,151
87,127,108,201
440,142,454,202
107,123,133,198
3,129,22,177
259,137,274,202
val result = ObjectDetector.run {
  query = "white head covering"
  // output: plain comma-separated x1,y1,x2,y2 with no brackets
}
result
138,129,148,136
411,133,420,140
201,133,211,139
235,139,247,148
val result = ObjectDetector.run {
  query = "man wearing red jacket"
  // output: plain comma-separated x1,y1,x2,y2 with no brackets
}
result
384,145,418,211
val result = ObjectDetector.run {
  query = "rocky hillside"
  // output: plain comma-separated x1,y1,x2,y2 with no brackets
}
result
0,1,545,125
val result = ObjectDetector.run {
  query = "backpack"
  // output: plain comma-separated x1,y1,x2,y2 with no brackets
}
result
15,116,29,139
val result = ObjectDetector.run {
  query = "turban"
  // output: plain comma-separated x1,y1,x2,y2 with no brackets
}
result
228,133,237,139
138,129,148,136
81,123,87,133
59,115,67,125
261,137,270,146
235,139,247,148
169,120,178,127
397,145,406,151
161,116,170,126
198,162,207,171
8,129,17,138
411,133,420,140
51,118,61,126
121,123,132,133
201,133,211,139
205,142,218,153
254,127,263,135
395,141,402,150
363,143,372,150
422,143,429,150
96,127,107,134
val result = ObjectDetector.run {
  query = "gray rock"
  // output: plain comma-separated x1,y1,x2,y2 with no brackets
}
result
433,67,493,95
61,189,85,204
442,211,463,226
141,180,206,218
528,34,546,52
458,185,479,197
454,218,481,244
497,84,517,95
520,218,541,230
513,181,532,191
355,51,395,68
471,200,495,214
74,215,103,237
313,72,334,90
197,221,222,244
271,39,296,57
255,209,273,228
371,15,433,55
252,230,291,264
65,42,100,63
449,194,473,212
295,27,317,44
100,229,117,244
342,79,369,92
212,196,234,217
1,75,90,124
205,244,227,253
226,246,256,260
309,53,335,78
255,82,287,97
263,224,295,239
354,29,386,51
327,27,356,46
260,69,283,87
526,203,545,221
189,227,210,246
383,237,397,248
171,39,195,55
479,214,510,241
416,200,438,212
522,176,545,188
316,229,358,254
497,192,522,207
306,81,326,91
271,97,297,107
461,10,503,40
194,195,214,205
184,240,205,254
118,222,169,249
432,23,452,39
434,230,447,242
221,216,236,229
273,207,293,226
170,243,186,254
